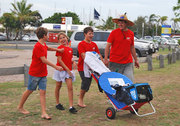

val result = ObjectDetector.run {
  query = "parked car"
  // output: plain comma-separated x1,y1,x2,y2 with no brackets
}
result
22,35,30,41
70,31,109,56
138,38,157,53
172,35,180,41
161,35,171,41
134,40,152,57
160,38,170,45
144,36,153,41
70,31,153,57
29,35,38,42
0,33,7,41
169,39,179,48
153,36,161,42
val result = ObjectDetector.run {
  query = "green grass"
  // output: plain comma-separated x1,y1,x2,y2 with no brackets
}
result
0,60,180,126
157,47,175,55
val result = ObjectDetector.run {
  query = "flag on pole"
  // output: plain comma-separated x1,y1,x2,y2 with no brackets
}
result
94,8,100,20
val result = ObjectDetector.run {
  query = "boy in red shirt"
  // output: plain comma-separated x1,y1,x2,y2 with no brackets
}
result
104,14,139,82
17,27,63,120
53,32,77,114
78,27,103,107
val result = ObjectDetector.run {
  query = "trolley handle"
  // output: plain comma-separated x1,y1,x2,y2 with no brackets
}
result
130,101,156,117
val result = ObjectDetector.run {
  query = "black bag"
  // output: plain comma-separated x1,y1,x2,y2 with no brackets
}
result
112,85,134,105
125,83,153,103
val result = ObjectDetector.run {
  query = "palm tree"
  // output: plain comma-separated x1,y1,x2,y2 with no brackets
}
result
148,14,158,36
173,0,180,17
160,16,168,25
11,0,40,39
97,17,114,30
133,16,147,37
171,18,180,33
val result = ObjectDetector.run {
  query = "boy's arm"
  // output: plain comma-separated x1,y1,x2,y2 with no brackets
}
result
72,60,77,70
104,42,111,66
47,46,64,53
81,52,85,60
57,56,73,77
40,56,63,71
130,45,140,69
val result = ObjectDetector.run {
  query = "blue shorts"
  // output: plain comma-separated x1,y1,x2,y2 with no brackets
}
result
27,75,47,91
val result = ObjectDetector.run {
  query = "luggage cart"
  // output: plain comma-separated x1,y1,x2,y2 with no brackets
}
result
92,72,156,119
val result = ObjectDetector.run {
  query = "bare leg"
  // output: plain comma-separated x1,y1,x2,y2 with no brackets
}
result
66,78,73,107
17,90,33,114
55,81,62,104
78,89,87,107
40,90,51,119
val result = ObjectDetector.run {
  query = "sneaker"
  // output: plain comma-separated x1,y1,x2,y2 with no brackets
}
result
56,103,65,110
69,107,77,114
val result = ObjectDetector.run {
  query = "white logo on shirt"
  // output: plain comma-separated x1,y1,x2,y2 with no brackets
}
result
127,37,130,40
93,47,95,50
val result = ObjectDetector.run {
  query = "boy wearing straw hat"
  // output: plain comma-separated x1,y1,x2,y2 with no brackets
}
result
104,13,139,82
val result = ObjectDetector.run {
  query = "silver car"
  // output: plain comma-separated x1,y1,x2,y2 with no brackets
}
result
0,34,7,41
70,31,153,57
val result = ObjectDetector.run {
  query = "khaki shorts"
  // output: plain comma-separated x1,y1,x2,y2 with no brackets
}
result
109,62,134,82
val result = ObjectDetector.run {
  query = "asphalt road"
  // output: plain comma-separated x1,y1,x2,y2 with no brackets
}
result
0,40,59,50
0,40,149,63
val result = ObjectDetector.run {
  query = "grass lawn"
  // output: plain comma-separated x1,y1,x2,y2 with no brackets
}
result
0,53,180,126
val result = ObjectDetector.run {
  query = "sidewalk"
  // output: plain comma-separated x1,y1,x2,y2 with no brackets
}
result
0,49,78,83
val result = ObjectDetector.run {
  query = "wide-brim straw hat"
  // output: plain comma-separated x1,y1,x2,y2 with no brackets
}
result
112,14,134,26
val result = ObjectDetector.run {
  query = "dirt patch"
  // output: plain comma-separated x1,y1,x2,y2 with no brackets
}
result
0,50,57,83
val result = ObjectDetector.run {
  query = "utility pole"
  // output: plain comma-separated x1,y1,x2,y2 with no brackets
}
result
142,23,144,38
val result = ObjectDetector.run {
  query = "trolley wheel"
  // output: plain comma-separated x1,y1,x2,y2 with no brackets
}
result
106,107,116,119
130,109,138,114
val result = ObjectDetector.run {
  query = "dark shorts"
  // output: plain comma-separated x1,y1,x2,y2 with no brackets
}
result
79,71,92,92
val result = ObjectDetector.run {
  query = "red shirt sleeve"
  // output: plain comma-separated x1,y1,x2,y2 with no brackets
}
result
35,43,47,58
56,46,63,57
107,31,114,44
78,42,86,54
94,43,100,54
131,32,134,46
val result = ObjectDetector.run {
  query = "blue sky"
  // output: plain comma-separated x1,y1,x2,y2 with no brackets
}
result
0,0,178,25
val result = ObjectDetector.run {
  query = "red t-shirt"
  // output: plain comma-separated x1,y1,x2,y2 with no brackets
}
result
78,40,100,71
56,45,73,71
29,42,48,77
107,28,134,64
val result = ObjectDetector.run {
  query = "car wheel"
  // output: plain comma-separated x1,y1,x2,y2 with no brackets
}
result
135,50,141,57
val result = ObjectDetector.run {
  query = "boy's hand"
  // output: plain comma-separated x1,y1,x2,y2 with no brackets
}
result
72,61,77,70
104,58,109,67
55,66,63,71
57,48,64,53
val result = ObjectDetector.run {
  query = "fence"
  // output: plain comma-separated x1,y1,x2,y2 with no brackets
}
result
146,48,180,71
0,64,29,86
0,48,179,85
